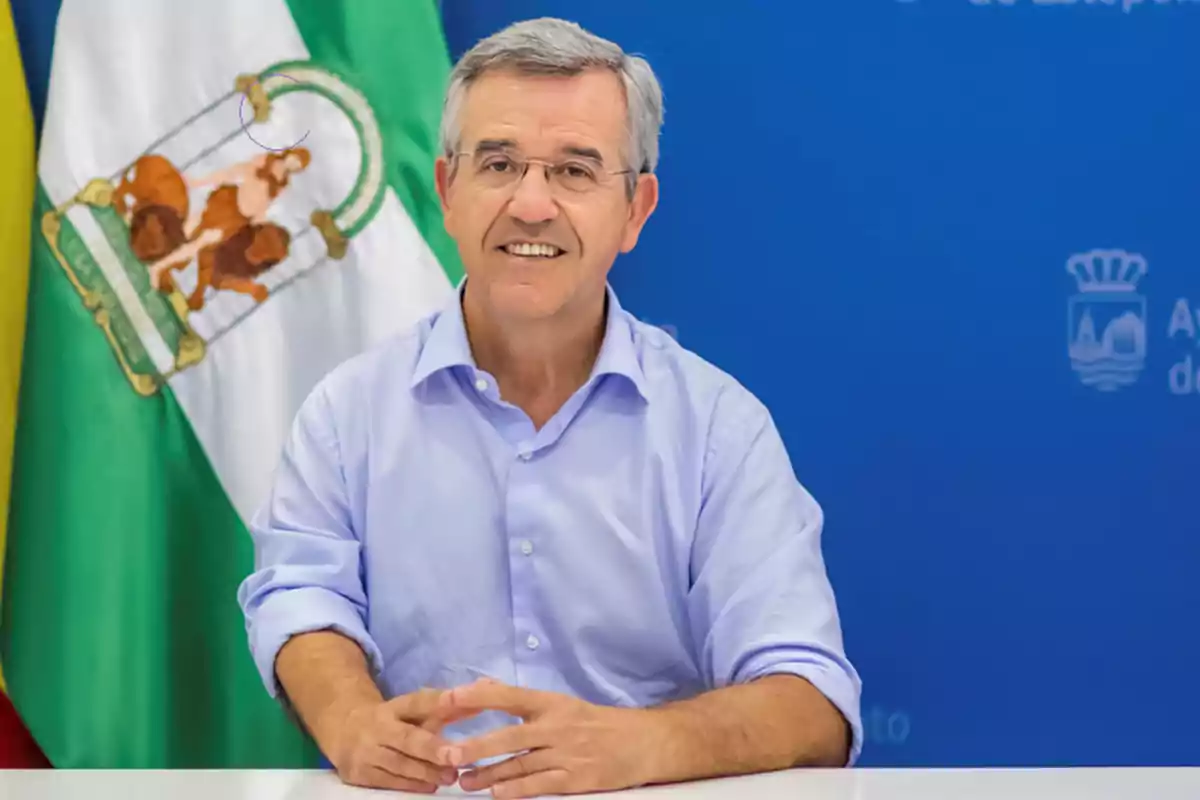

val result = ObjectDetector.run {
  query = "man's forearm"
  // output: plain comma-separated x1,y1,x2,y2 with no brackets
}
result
274,630,383,756
646,674,850,784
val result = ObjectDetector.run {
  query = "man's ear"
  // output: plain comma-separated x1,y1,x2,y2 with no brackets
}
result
619,173,659,253
434,156,455,234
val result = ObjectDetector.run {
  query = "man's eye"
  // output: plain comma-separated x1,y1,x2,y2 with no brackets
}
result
481,157,514,173
562,163,596,180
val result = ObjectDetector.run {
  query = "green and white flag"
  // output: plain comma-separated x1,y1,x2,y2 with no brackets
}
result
1,0,461,767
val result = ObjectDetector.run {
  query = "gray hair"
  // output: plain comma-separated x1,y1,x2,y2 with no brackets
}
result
439,18,664,177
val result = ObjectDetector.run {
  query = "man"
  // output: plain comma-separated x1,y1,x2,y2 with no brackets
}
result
238,17,862,798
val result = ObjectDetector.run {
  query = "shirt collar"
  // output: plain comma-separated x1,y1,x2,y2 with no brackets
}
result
410,280,475,388
411,281,649,403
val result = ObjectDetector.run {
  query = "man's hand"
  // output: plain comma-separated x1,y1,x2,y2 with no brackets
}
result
329,688,469,794
437,679,667,799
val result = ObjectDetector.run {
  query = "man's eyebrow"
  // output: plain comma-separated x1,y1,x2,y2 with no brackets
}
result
560,145,605,164
474,139,516,153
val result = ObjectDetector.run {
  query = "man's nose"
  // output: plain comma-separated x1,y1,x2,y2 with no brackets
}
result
506,165,560,224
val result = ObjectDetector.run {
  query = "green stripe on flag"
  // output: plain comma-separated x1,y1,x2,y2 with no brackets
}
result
3,186,320,768
286,0,464,285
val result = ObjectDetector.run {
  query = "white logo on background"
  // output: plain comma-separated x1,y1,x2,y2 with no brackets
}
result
864,706,912,746
1066,249,1148,392
1168,297,1200,395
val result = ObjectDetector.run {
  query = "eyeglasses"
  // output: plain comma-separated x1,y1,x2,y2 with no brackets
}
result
453,150,634,195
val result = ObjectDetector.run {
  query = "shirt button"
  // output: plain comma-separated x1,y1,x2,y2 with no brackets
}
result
517,449,532,461
474,377,488,392
526,634,540,651
520,540,534,556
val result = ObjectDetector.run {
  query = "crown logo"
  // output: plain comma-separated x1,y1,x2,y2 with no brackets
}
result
1066,249,1147,293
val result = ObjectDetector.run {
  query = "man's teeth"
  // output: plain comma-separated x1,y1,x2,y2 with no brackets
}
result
504,242,562,257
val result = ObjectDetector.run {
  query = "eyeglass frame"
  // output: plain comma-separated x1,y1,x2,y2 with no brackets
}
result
450,148,641,199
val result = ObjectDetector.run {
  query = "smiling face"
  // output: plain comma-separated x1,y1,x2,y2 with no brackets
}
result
435,68,658,326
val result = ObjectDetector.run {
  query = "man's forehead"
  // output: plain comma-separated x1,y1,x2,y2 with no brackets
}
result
459,68,627,154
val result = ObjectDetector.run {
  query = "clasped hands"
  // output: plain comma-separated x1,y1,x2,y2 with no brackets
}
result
330,678,673,798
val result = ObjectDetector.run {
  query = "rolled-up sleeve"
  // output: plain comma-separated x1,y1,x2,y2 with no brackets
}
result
687,391,864,765
237,382,383,699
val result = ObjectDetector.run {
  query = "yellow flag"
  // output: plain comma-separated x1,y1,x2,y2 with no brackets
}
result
0,0,35,680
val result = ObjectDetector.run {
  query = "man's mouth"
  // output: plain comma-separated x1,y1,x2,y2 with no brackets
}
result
498,242,564,259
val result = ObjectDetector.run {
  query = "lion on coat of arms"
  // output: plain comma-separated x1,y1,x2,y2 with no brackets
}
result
112,147,310,311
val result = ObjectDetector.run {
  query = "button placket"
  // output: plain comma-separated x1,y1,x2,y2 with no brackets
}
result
505,434,544,672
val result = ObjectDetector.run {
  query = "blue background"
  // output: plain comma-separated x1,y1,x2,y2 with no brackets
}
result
14,0,1200,768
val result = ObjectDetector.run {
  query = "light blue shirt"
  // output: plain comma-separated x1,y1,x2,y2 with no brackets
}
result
238,284,863,765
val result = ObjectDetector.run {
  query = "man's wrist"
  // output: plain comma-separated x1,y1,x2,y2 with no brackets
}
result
274,631,386,768
314,699,376,770
638,705,708,786
637,677,830,784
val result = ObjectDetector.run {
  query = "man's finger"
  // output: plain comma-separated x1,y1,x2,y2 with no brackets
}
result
419,702,481,735
362,767,444,796
370,743,458,788
439,679,556,720
346,765,440,795
457,748,559,793
377,718,454,766
491,768,571,800
448,720,549,767
384,688,446,722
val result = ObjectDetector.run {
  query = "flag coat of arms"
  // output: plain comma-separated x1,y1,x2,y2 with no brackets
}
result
1,0,462,767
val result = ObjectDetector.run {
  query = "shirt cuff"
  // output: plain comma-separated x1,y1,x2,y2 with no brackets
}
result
247,585,385,699
733,646,864,767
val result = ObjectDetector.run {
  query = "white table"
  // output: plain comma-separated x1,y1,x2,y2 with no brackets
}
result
1,768,1198,800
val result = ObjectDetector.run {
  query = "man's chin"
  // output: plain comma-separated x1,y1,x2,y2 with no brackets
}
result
488,285,567,322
